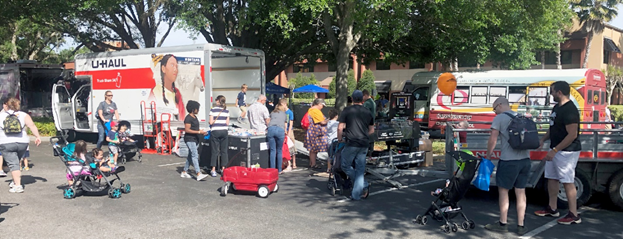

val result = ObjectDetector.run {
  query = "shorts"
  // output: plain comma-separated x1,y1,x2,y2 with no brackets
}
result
240,106,248,114
23,150,30,159
545,151,580,184
0,143,29,172
109,145,119,154
496,158,531,189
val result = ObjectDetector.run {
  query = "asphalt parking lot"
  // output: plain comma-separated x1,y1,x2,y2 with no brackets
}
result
1,139,622,239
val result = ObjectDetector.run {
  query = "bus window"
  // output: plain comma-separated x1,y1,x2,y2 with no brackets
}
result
509,86,527,104
490,86,507,102
413,87,429,101
528,87,548,106
454,86,469,103
471,86,488,104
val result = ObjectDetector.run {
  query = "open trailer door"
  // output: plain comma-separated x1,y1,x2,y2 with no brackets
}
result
51,82,75,132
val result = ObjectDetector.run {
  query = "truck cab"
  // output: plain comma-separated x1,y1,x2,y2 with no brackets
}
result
51,72,93,141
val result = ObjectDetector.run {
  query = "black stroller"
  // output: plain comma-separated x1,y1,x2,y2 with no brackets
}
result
413,151,481,233
327,140,350,196
51,137,130,199
114,121,142,164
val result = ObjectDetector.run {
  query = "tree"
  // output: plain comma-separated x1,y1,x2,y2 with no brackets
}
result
0,19,64,63
357,70,376,94
289,73,319,99
329,69,356,98
570,0,622,68
605,64,623,105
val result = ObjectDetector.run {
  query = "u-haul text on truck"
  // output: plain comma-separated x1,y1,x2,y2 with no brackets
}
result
52,44,265,141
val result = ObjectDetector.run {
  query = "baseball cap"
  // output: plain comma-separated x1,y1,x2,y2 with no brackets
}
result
110,121,118,128
352,90,364,102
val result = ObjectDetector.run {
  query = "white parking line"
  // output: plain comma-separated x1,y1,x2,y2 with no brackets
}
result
337,178,445,202
157,162,185,167
519,208,588,239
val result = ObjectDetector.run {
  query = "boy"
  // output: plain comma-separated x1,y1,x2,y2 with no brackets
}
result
236,84,248,123
106,121,120,165
21,146,30,171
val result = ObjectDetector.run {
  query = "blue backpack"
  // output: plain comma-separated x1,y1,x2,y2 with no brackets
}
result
504,112,540,150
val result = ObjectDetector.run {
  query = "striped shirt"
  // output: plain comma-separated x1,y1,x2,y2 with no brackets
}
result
210,107,230,131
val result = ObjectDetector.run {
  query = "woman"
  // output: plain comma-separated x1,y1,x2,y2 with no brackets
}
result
304,98,329,169
0,97,41,193
267,100,288,173
96,90,119,149
209,95,230,177
180,100,209,181
149,54,185,120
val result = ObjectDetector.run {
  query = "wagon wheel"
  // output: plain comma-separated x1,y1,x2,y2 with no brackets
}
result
257,185,270,198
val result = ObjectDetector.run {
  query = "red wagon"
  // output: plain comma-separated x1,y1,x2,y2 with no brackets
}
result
220,166,279,198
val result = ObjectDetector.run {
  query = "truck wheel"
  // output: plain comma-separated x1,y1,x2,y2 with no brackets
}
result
59,130,76,142
557,168,592,209
608,170,623,210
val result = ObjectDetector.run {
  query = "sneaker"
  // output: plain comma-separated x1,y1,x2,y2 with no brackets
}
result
484,221,508,232
197,173,209,181
9,185,24,193
557,212,581,225
210,171,218,177
0,170,6,177
24,167,30,171
9,181,15,188
517,225,527,235
535,206,560,217
180,172,192,179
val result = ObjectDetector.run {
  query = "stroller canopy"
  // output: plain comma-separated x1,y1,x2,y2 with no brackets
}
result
62,143,79,162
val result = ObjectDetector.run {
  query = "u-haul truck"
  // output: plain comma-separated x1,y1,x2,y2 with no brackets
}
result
52,44,265,141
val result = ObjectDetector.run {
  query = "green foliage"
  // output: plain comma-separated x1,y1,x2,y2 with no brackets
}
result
604,64,623,105
27,117,56,136
289,73,319,99
329,70,356,98
357,70,376,94
570,0,622,68
610,105,623,122
432,141,445,156
0,18,65,63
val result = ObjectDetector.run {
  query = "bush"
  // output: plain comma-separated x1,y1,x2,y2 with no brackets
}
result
610,105,623,122
432,141,445,155
27,117,57,136
357,70,376,94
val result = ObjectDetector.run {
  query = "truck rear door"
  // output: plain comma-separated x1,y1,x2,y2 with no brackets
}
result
51,82,74,131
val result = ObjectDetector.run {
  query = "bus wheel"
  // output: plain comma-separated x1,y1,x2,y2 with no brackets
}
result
556,168,592,209
59,130,76,142
608,169,623,210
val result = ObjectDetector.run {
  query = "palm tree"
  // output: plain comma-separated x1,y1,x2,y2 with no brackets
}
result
570,0,622,68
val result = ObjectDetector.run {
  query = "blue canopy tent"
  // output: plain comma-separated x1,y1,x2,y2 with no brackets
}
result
292,84,329,93
265,82,291,95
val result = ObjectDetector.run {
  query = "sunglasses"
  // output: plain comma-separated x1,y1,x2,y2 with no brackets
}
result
106,94,113,97
492,104,499,112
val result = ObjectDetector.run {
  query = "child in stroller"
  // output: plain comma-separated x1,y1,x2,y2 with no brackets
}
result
51,137,131,199
414,150,481,234
113,121,142,164
326,139,370,199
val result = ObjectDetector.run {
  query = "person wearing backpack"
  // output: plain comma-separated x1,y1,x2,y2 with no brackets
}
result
0,97,42,193
484,97,531,235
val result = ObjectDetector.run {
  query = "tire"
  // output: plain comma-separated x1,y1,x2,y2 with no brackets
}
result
556,168,592,209
122,183,131,193
221,183,229,196
608,170,623,210
108,188,122,199
421,216,428,225
451,223,458,232
63,188,76,199
273,184,279,193
257,185,270,198
461,221,470,230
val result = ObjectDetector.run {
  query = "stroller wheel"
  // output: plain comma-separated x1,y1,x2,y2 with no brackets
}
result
138,154,143,163
330,184,336,196
63,188,76,199
461,221,470,230
468,220,475,229
121,183,131,193
451,223,458,232
413,215,422,224
421,215,428,225
442,224,451,234
108,188,122,199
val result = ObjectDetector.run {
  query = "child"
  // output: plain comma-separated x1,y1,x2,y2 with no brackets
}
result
67,140,90,186
326,109,340,172
106,121,120,165
236,84,248,123
21,146,30,171
92,148,116,173
118,123,135,143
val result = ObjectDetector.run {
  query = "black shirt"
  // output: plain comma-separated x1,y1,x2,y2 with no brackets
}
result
549,101,581,151
184,114,201,143
338,105,375,147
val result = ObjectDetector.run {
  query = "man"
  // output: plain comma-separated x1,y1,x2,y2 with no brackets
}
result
484,97,532,235
362,90,376,121
97,91,119,149
534,81,582,225
247,95,270,132
338,90,374,200
236,84,248,123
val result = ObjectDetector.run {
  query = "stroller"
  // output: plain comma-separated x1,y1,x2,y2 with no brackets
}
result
51,137,130,199
413,151,481,233
113,121,142,164
327,139,350,196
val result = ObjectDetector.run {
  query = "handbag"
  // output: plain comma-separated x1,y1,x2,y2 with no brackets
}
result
473,158,495,191
204,108,225,140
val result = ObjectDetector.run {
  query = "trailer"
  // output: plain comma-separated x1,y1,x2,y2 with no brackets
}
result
52,44,265,142
0,61,63,117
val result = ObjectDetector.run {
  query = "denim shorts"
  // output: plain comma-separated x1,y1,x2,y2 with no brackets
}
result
496,158,531,189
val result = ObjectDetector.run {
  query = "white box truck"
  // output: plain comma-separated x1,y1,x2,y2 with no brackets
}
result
52,44,265,141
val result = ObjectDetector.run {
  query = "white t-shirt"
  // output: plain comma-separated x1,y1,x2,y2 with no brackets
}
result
605,107,612,122
0,110,30,144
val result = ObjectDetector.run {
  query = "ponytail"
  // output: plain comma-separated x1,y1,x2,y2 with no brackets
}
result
159,54,176,105
219,96,227,110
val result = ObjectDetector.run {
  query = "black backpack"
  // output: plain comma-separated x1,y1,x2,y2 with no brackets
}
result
504,112,539,150
2,111,24,135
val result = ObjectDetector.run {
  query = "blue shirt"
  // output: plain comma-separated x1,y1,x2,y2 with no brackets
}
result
107,130,118,146
237,92,246,107
286,109,294,131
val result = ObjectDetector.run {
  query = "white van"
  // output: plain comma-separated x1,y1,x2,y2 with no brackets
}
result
52,44,266,141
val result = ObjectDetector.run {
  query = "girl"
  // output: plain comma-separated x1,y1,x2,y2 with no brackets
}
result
66,140,90,185
209,95,230,177
92,148,116,172
149,54,185,120
326,109,340,172
267,100,288,173
181,100,209,181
